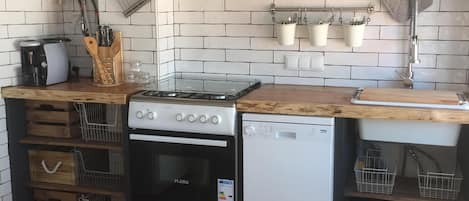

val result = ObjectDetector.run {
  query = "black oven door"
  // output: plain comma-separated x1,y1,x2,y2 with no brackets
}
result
129,130,236,201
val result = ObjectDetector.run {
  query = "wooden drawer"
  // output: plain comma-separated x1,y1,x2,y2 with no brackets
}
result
26,101,80,138
33,190,77,201
29,150,78,185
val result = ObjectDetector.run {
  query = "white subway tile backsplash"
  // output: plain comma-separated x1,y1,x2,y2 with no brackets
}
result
437,55,469,69
100,12,131,25
227,50,273,63
378,54,436,68
325,79,378,88
439,27,469,41
300,39,352,52
251,12,274,24
0,26,7,39
326,0,380,9
176,61,204,72
250,63,298,76
300,65,351,79
251,38,299,51
227,25,273,37
351,66,404,80
180,49,225,61
276,0,324,7
180,24,225,36
112,25,153,38
225,0,273,11
131,13,157,25
354,40,408,53
175,36,204,48
440,0,469,11
380,26,439,40
132,38,157,51
0,12,25,24
204,37,250,49
325,52,378,66
414,69,467,83
419,12,469,26
274,76,324,85
178,0,224,11
204,62,250,74
5,0,41,11
420,41,469,55
204,12,251,24
158,24,174,38
174,12,204,24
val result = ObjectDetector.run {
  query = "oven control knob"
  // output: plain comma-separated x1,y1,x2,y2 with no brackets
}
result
147,112,157,120
176,113,185,121
199,115,208,123
136,111,145,119
187,114,197,123
210,116,221,125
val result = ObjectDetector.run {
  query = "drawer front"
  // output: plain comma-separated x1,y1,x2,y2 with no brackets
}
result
29,150,78,185
33,190,77,201
26,101,80,139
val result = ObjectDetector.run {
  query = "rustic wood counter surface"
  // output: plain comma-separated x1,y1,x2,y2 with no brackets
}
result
237,84,469,124
1,79,143,105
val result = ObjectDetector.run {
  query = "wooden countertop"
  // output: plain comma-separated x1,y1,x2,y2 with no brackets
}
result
237,84,469,124
1,79,143,105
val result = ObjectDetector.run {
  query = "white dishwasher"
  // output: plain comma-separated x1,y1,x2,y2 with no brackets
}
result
242,113,335,201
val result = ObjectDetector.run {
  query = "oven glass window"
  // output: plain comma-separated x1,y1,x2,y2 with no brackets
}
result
159,155,210,186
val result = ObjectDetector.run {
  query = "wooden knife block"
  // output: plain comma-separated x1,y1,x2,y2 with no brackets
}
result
83,32,124,87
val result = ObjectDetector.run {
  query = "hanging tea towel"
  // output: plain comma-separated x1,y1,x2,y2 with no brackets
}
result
382,0,433,22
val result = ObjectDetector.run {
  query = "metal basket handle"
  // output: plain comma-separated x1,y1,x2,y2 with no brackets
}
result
41,160,63,174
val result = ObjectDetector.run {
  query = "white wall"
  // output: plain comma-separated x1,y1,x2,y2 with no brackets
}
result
0,0,64,200
173,0,469,90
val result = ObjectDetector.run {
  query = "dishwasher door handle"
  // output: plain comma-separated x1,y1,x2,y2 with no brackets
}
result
275,132,297,140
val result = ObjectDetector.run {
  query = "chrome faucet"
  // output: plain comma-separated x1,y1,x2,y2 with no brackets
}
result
400,0,420,89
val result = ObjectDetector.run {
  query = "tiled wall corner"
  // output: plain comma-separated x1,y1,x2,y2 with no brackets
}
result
64,0,165,78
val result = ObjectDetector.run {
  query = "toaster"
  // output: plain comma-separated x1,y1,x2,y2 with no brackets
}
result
20,38,69,86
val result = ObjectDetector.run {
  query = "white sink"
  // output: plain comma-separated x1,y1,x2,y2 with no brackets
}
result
359,119,461,147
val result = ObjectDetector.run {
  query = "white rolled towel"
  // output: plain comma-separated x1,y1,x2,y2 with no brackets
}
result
382,0,433,22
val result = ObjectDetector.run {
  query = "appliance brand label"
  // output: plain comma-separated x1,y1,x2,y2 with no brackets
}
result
173,178,190,185
217,179,234,201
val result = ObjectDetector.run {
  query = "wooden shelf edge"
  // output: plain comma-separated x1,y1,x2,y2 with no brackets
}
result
29,182,125,197
20,136,122,151
345,177,464,201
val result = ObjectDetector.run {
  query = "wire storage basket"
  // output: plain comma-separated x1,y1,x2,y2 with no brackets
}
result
75,150,123,188
418,166,463,200
354,150,397,195
75,103,122,143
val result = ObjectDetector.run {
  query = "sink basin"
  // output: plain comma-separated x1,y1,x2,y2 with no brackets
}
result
359,119,461,147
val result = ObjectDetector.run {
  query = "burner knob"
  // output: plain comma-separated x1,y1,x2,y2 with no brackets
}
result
147,112,157,120
199,115,208,123
187,114,197,123
210,116,221,125
136,111,145,119
176,113,185,121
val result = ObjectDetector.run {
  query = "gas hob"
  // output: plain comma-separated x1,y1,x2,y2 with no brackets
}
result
128,76,261,135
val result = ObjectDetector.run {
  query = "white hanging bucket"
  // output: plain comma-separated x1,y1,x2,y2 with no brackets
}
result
307,23,329,47
276,22,297,46
343,17,367,47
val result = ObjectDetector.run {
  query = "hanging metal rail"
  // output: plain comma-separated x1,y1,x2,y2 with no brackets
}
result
270,3,375,14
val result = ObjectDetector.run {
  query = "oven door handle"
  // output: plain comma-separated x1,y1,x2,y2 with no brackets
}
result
130,134,228,147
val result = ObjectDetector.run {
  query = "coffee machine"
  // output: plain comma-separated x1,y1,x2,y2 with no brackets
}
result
20,38,69,86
